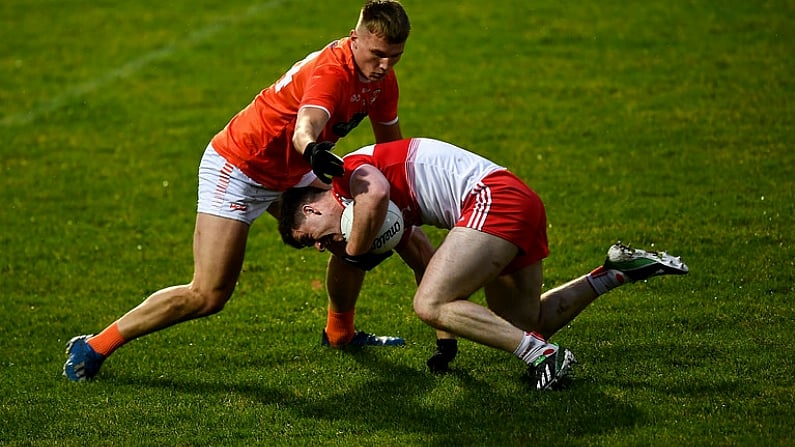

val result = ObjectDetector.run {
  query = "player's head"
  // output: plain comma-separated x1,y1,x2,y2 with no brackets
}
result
357,0,410,45
351,0,410,81
278,186,344,252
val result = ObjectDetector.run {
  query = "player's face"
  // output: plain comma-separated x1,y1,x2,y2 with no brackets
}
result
350,28,404,82
293,212,346,253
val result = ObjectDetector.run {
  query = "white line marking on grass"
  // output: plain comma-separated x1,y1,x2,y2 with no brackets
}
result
1,0,287,127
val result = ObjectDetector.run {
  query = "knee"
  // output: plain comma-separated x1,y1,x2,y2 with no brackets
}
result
197,287,232,316
413,294,442,327
177,284,232,318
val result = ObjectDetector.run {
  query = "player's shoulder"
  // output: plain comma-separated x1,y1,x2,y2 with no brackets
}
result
311,38,355,75
346,143,377,157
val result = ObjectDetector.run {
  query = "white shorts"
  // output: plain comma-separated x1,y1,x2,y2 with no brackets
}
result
196,144,316,225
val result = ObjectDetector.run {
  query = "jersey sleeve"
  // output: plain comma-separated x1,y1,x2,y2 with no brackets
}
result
334,154,370,199
300,64,347,118
331,156,361,200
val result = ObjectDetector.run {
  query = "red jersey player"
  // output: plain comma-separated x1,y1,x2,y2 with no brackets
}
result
278,138,689,388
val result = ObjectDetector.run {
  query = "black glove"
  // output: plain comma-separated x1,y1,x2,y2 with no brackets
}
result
303,141,344,184
341,250,393,271
427,338,458,374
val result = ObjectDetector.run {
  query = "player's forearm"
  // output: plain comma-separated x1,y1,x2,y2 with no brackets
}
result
292,124,318,155
293,107,329,154
346,166,392,255
345,197,388,256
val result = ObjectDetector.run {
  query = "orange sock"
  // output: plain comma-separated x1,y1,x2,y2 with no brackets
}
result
87,322,127,357
325,309,355,346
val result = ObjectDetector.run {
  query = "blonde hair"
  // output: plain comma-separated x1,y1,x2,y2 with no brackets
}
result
356,0,411,44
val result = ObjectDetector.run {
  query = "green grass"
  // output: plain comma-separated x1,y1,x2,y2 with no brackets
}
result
2,0,793,445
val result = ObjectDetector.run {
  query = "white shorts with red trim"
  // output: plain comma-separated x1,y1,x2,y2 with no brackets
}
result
197,144,315,225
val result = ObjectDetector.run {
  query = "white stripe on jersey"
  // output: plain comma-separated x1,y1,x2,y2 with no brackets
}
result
343,138,506,230
409,138,504,229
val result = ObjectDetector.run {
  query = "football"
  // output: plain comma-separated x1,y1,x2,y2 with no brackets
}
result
340,200,404,254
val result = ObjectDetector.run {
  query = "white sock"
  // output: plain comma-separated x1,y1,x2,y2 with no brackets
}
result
514,331,547,365
586,265,627,295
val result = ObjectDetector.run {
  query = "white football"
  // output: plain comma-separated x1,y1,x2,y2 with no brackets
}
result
340,200,404,254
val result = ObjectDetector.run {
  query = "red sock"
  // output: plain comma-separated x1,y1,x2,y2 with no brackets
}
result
87,322,127,357
325,309,355,346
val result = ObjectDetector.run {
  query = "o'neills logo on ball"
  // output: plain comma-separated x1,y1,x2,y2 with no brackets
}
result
371,220,402,250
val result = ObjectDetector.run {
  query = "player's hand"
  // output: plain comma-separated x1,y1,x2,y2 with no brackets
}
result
303,141,344,184
342,250,393,271
427,338,458,374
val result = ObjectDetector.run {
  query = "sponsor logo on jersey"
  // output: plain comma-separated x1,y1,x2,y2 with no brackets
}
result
370,89,381,103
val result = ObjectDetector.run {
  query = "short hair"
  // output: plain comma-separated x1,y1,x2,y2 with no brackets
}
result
277,186,327,249
357,0,411,44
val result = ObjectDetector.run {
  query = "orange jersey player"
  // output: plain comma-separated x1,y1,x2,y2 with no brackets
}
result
212,36,400,190
64,1,422,382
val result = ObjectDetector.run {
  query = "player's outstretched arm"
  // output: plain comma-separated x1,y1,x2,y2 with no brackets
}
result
294,107,343,183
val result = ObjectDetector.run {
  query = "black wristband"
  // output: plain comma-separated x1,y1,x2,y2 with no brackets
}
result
303,142,318,163
342,250,393,271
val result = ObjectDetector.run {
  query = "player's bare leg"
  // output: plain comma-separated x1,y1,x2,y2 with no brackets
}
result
322,251,404,347
116,213,249,338
413,227,573,389
63,213,249,381
395,227,458,371
485,266,598,340
534,277,599,339
326,254,366,314
323,254,365,346
412,228,522,352
488,243,689,340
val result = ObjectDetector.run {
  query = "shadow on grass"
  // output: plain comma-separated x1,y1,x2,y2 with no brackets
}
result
109,369,295,405
293,350,641,445
112,348,644,444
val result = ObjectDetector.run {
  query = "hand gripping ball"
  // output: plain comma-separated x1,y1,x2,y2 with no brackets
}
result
340,200,404,254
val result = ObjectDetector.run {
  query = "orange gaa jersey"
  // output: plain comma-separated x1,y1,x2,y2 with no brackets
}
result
210,37,400,191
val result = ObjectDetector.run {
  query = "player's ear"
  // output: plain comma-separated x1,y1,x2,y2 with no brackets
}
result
350,29,361,48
